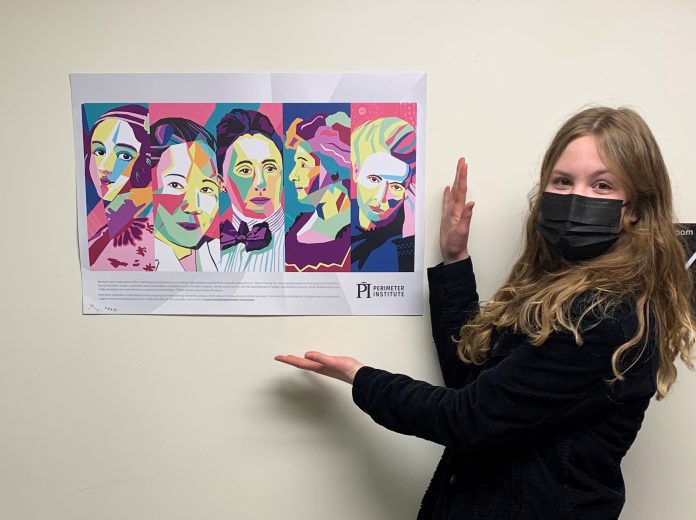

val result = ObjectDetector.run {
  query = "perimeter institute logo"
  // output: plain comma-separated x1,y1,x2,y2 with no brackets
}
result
356,282,405,299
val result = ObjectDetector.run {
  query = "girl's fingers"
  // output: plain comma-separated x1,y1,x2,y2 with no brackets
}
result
457,201,475,231
455,159,468,203
274,354,325,372
305,351,338,368
442,186,451,218
276,352,363,385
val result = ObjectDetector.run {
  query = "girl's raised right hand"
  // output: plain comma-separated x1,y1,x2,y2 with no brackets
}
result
440,158,475,264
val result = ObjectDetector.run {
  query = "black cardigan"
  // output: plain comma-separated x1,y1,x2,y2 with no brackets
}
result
352,258,657,520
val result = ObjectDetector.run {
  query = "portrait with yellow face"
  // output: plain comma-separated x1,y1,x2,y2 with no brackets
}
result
83,103,155,271
150,116,221,272
225,133,282,219
350,114,417,272
216,106,286,272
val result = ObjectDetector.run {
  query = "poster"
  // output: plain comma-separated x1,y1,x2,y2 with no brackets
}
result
71,73,426,315
679,223,696,270
678,223,696,312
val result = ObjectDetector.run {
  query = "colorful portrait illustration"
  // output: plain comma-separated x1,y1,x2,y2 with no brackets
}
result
83,104,155,271
350,109,417,272
283,104,352,272
216,106,285,272
81,102,419,275
150,116,221,272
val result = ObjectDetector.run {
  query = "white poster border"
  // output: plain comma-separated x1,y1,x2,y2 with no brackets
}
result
71,73,427,316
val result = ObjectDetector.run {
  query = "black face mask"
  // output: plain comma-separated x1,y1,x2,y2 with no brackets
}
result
536,192,623,261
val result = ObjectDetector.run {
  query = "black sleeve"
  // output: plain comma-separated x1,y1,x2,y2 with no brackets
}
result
427,258,481,388
352,312,651,453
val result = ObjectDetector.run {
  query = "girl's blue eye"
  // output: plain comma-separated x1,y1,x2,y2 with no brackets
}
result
118,152,133,161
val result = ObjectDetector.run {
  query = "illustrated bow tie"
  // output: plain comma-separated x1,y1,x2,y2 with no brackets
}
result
221,220,272,252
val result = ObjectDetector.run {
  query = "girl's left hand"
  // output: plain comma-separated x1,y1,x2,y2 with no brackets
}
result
274,351,364,385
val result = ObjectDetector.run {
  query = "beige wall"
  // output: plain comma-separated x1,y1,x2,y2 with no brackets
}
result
2,1,695,518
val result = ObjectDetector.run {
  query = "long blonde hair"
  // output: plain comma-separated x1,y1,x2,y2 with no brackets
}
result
457,107,695,399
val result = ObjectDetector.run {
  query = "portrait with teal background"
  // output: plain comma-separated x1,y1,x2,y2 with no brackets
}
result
82,103,151,216
82,103,155,271
282,103,352,272
282,104,351,230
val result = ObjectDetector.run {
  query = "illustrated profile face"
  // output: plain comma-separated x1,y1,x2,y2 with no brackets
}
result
288,143,321,203
154,141,219,248
223,133,282,219
355,151,410,225
89,118,142,202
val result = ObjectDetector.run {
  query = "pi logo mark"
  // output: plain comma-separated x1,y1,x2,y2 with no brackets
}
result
357,282,371,299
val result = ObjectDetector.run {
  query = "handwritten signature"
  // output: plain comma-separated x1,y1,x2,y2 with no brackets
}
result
87,304,119,313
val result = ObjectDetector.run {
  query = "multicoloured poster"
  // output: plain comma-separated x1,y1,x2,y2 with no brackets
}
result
72,73,426,315
678,223,696,311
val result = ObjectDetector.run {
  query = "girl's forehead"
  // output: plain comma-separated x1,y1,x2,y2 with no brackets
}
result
553,135,607,174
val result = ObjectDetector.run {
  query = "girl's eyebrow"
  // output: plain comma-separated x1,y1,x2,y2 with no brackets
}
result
551,169,613,177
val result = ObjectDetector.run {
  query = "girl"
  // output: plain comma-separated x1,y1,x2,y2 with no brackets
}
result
275,106,695,519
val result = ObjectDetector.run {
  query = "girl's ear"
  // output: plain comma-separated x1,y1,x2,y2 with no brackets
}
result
623,200,640,225
627,206,640,225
